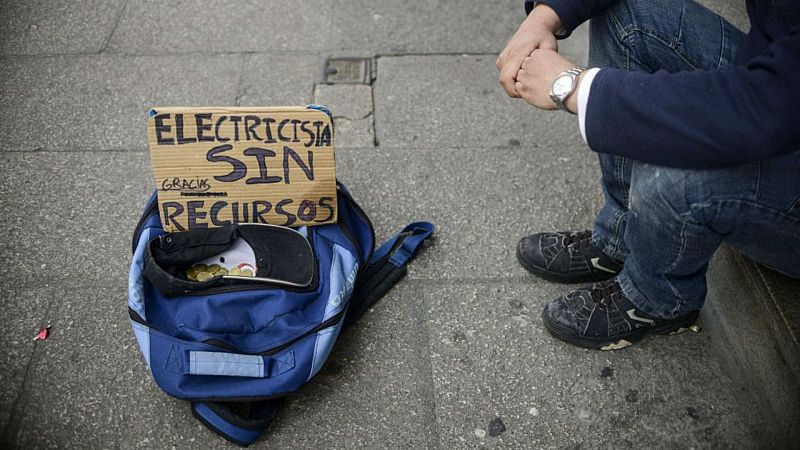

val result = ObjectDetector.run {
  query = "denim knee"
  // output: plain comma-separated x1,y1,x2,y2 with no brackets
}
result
589,0,741,72
621,162,721,317
588,0,671,69
628,163,691,224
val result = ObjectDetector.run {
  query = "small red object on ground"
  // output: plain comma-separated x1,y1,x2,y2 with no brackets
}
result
33,325,51,341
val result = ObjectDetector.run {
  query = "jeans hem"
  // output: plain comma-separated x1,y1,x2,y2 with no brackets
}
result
617,271,683,319
591,225,627,263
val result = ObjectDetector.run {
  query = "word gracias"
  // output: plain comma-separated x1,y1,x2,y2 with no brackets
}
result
152,113,332,147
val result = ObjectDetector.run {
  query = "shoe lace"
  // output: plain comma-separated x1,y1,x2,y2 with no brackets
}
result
590,279,621,307
563,230,593,251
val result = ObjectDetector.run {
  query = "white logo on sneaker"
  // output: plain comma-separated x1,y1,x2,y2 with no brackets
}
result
601,339,632,351
590,257,617,274
626,309,655,325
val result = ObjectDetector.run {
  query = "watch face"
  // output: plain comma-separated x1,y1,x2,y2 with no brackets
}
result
552,74,574,97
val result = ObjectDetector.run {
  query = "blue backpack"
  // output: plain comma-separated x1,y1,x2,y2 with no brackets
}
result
128,183,434,446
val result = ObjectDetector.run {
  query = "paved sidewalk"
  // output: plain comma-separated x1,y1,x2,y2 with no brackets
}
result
0,0,758,448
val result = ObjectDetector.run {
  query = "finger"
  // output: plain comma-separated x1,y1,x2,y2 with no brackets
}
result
500,75,519,97
540,39,558,51
500,66,521,97
501,49,531,97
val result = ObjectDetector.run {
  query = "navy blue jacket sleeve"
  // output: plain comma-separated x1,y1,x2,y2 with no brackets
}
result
524,0,617,38
584,28,800,168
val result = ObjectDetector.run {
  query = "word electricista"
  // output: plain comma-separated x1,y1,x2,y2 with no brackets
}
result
152,113,333,148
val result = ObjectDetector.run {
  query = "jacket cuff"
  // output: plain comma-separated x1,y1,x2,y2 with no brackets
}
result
525,0,581,39
577,68,601,144
581,68,623,155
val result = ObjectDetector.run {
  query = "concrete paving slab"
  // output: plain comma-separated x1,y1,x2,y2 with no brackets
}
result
330,118,376,148
3,282,217,449
314,84,375,147
0,152,152,287
0,144,601,285
314,84,373,121
4,279,437,448
106,0,333,54
0,54,241,152
375,55,586,148
419,281,758,449
0,0,125,56
262,283,438,448
698,0,751,32
0,141,601,285
0,286,50,437
335,144,604,280
330,0,521,54
237,54,323,106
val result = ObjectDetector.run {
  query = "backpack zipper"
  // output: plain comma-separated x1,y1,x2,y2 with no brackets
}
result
201,309,346,356
129,306,346,357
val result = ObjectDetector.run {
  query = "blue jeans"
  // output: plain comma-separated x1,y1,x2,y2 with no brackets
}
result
588,0,800,318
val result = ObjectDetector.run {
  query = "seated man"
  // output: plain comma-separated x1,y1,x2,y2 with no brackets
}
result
497,0,800,350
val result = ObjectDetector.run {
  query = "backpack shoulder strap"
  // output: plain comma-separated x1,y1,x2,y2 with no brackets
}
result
346,221,435,326
191,400,284,447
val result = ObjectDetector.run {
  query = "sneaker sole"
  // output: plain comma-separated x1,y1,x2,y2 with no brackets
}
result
516,244,618,284
541,308,700,351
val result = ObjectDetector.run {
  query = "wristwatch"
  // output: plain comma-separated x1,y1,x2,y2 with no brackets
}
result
550,66,588,112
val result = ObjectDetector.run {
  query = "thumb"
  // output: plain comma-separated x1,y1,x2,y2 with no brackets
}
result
540,36,558,52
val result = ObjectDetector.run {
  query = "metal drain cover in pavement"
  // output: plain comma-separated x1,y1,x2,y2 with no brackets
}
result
324,58,371,84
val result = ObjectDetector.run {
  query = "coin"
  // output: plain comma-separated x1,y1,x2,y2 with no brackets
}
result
218,267,228,276
229,267,241,276
196,271,212,282
208,264,223,274
240,268,254,277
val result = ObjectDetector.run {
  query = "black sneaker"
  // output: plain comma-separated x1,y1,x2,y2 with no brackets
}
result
516,230,622,283
541,278,699,350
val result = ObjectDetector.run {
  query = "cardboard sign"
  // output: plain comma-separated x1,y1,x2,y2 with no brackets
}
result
147,107,337,232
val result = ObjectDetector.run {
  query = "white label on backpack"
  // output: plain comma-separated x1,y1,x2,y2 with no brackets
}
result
331,263,358,308
324,245,359,321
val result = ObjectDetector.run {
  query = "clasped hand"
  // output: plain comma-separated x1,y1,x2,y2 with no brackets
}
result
496,4,580,113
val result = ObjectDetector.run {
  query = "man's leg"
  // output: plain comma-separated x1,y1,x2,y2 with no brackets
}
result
725,150,800,279
539,0,788,349
542,154,800,349
586,0,745,261
518,0,747,286
621,153,800,318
